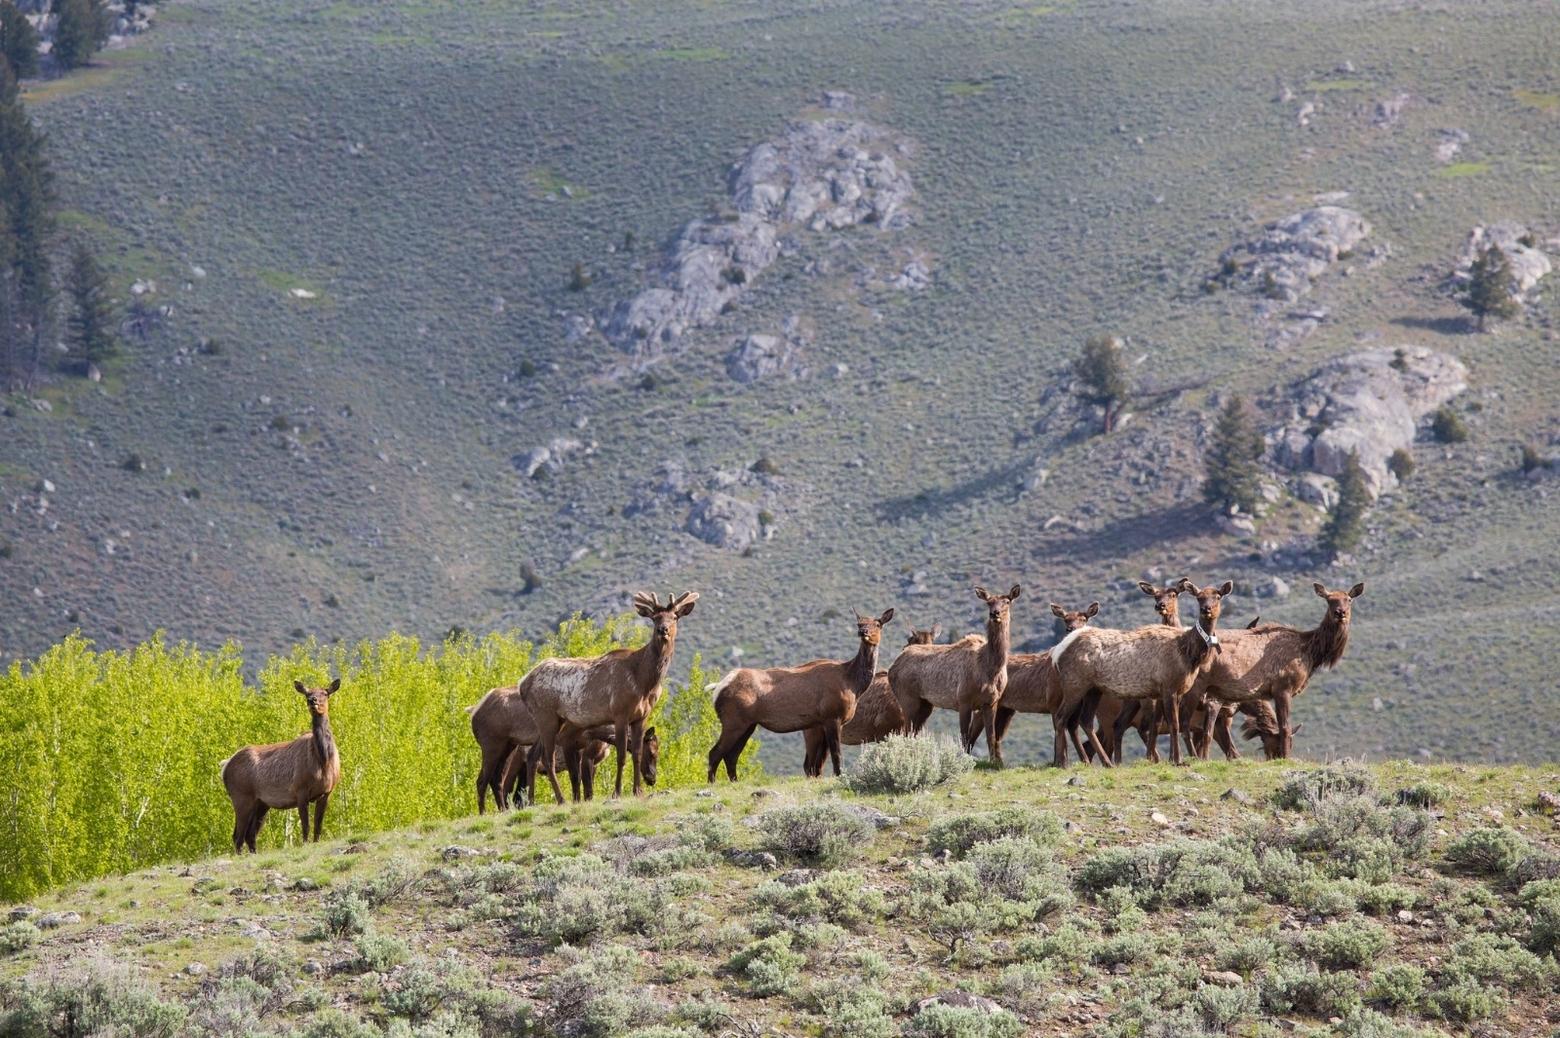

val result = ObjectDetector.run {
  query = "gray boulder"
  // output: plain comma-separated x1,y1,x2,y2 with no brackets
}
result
686,492,766,552
1268,345,1468,496
512,437,587,480
725,332,806,383
1219,206,1372,304
1435,128,1469,164
1450,222,1551,296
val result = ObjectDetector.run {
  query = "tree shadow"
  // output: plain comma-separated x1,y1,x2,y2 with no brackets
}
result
1035,502,1207,567
1390,315,1473,336
874,460,1033,522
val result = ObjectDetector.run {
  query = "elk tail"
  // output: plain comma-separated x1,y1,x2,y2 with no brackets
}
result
709,669,740,706
1050,627,1086,666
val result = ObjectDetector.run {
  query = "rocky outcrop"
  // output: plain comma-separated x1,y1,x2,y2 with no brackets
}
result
600,95,913,364
1450,223,1551,296
726,332,805,383
1435,128,1469,164
511,437,590,479
1218,206,1374,305
625,461,787,552
1267,346,1468,497
686,492,766,553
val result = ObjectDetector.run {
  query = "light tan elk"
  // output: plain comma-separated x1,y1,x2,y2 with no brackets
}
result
1184,580,1363,759
468,686,657,810
981,602,1098,762
800,622,937,777
1051,580,1231,766
890,584,1021,765
709,608,896,781
1099,580,1186,762
523,590,697,803
221,679,342,852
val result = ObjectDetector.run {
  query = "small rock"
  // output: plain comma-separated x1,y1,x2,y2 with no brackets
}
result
441,845,481,861
1150,810,1172,827
292,877,318,891
36,911,81,929
289,287,317,299
1536,791,1560,812
1205,970,1244,986
7,906,39,922
725,850,779,871
183,962,207,976
1066,775,1086,787
1396,910,1414,923
915,993,1003,1015
302,959,325,976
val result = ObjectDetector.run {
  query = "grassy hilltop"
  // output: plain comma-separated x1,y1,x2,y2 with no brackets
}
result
2,0,1560,773
2,756,1559,1037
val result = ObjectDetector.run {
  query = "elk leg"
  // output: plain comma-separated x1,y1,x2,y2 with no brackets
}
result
1273,692,1294,759
1077,690,1112,767
499,745,529,809
1051,693,1075,767
612,723,630,798
1163,689,1184,766
247,804,269,853
1212,707,1240,760
802,727,824,777
1110,703,1137,764
629,721,645,796
566,745,584,803
994,706,1017,747
582,752,596,801
1195,704,1217,761
984,705,1003,767
230,796,253,854
536,726,567,805
313,795,328,842
825,719,844,777
910,699,934,735
298,802,311,843
726,723,757,781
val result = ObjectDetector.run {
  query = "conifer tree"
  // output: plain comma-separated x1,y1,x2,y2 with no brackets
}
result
0,65,54,386
0,0,39,79
1321,450,1370,558
1460,243,1521,330
50,0,109,72
64,240,115,367
1202,395,1266,514
1073,334,1131,434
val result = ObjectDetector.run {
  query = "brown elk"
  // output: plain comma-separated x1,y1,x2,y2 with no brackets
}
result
523,590,697,804
1051,580,1231,766
221,679,342,852
1184,581,1363,759
890,585,1021,765
1099,581,1186,762
1237,699,1304,759
800,623,937,777
469,686,658,810
978,603,1098,762
708,608,896,781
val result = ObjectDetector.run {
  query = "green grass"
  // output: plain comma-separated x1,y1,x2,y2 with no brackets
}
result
1435,160,1492,178
1513,88,1560,111
1,761,1555,1036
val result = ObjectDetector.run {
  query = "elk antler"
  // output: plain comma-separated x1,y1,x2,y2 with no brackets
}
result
632,591,663,612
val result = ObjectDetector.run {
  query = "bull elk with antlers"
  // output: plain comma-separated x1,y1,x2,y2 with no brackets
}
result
708,608,896,781
522,590,697,803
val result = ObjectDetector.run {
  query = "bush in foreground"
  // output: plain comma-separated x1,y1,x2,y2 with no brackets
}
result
754,802,874,866
841,734,973,795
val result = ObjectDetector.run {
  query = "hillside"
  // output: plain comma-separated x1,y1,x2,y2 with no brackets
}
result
3,758,1559,1036
2,0,1560,768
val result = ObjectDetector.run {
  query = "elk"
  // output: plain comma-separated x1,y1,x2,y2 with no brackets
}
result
1099,581,1186,761
890,584,1021,765
1051,580,1231,766
1184,580,1363,759
469,686,657,811
523,590,697,804
1237,699,1304,759
979,603,1098,762
799,623,937,777
708,608,896,781
221,679,342,852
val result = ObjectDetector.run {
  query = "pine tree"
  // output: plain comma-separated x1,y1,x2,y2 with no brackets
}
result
64,240,114,367
1460,243,1521,330
1072,334,1131,434
0,0,39,79
0,64,54,387
1321,450,1370,558
50,0,108,72
1202,395,1266,513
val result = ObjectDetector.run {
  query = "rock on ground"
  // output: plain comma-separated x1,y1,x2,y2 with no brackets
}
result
600,96,913,364
725,323,809,383
1267,345,1468,497
1450,222,1551,296
1218,206,1373,305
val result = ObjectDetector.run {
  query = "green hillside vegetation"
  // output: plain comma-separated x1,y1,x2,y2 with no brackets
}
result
2,757,1558,1036
0,617,755,902
0,0,1558,775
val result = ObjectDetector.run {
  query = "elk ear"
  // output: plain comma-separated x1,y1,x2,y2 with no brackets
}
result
1247,616,1261,629
1138,581,1156,596
635,603,655,618
1313,581,1329,598
1291,723,1305,736
294,680,308,695
1050,603,1066,618
643,726,657,741
1174,577,1195,593
930,624,942,640
674,592,699,617
1217,580,1234,596
1085,602,1099,618
1007,584,1022,600
878,608,895,626
327,678,341,695
1348,582,1365,599
973,586,990,602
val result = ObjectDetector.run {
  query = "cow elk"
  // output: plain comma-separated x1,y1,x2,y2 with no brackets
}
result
800,622,936,777
221,679,342,852
890,584,1021,765
708,608,896,781
1051,579,1231,766
983,602,1098,761
523,590,697,804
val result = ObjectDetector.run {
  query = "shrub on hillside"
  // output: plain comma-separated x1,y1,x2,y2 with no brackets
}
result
754,802,873,866
807,978,894,1038
0,922,38,956
1303,920,1391,970
1215,935,1277,975
726,933,805,996
751,870,884,930
926,807,1062,857
1444,826,1530,877
903,1002,1024,1038
512,854,668,945
1366,963,1426,1011
1392,781,1450,808
1075,838,1258,907
1518,879,1560,954
1192,982,1257,1032
841,734,973,795
0,959,185,1038
1259,962,1361,1016
1274,764,1376,809
541,946,656,1038
964,838,1072,916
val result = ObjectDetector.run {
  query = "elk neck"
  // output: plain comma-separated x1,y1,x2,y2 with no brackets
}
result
1178,620,1218,669
1303,610,1351,672
633,629,677,691
981,612,1010,671
311,709,337,768
846,636,879,694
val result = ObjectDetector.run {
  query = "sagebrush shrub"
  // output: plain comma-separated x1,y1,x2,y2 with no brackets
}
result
1273,764,1376,810
1423,980,1501,1023
1518,879,1560,954
1439,932,1552,992
809,978,894,1038
1393,782,1450,808
1192,982,1256,1032
512,854,667,944
726,933,805,996
927,807,1062,857
0,922,38,955
1334,1008,1449,1038
965,837,1072,914
902,1002,1024,1038
841,734,973,794
1366,963,1426,1010
1075,839,1257,907
751,870,884,929
0,959,186,1038
1444,826,1530,877
542,945,656,1038
1259,962,1361,1015
354,931,410,973
1215,935,1276,975
320,891,373,938
1304,920,1390,970
754,801,873,866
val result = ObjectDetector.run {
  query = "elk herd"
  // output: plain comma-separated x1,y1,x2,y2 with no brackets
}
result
221,578,1364,848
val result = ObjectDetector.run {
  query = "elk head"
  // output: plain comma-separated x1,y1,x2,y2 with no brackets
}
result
640,727,661,786
853,608,896,647
294,678,340,717
634,590,699,646
1049,601,1099,632
1138,581,1182,626
907,623,941,646
974,584,1022,626
1178,579,1233,634
1313,581,1364,625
